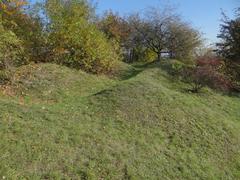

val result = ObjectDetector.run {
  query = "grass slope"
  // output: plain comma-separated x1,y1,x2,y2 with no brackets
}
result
0,62,239,179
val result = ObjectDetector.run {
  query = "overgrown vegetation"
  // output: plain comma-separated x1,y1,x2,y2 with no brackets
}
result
45,0,121,73
0,0,237,93
0,0,122,74
0,17,28,84
0,20,27,70
97,8,201,63
0,0,239,179
217,8,240,91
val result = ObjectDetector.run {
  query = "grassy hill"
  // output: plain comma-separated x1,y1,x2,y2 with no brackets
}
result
0,62,239,179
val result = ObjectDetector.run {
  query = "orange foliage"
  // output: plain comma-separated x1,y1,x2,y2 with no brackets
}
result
99,11,131,43
0,0,28,29
0,0,27,15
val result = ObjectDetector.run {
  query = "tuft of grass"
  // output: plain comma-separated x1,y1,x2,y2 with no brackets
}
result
0,62,239,179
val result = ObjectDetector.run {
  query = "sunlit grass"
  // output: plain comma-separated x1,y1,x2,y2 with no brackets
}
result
0,62,239,179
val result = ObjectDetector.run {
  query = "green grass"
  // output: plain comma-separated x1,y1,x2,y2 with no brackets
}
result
0,62,239,179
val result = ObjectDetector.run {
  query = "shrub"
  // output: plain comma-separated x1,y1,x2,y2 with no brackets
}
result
141,49,158,62
161,60,192,78
0,20,28,71
184,56,232,93
224,61,240,92
49,19,121,74
46,0,122,74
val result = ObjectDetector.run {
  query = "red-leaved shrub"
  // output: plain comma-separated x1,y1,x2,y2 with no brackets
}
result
185,56,233,93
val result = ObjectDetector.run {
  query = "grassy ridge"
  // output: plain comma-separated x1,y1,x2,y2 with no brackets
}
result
0,62,239,179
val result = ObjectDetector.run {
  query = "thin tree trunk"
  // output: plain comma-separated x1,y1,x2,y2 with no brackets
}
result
157,53,161,62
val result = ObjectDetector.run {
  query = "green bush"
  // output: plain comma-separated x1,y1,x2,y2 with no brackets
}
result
127,47,157,63
161,60,192,77
49,19,121,73
46,0,121,74
0,20,28,70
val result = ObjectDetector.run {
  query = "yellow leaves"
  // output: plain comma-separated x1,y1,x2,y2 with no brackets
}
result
0,3,7,11
53,47,69,55
0,0,27,15
15,0,28,8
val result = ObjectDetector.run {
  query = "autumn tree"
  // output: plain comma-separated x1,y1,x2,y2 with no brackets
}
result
217,9,240,85
44,0,121,73
183,56,231,93
0,0,46,62
167,21,202,63
0,0,29,40
0,18,27,71
0,1,29,69
217,9,240,62
130,8,175,62
98,11,131,44
0,0,27,17
127,7,201,62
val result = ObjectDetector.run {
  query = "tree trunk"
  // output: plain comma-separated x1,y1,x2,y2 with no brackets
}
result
157,53,161,62
170,51,173,59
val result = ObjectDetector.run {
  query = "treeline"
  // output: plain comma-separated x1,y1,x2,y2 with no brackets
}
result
98,8,201,63
0,0,239,93
0,0,201,70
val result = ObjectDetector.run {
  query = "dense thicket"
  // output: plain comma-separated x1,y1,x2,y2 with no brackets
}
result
45,0,121,73
0,19,27,71
217,9,240,62
98,8,202,63
0,0,45,62
217,9,240,87
0,0,202,70
0,0,238,93
0,0,121,74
